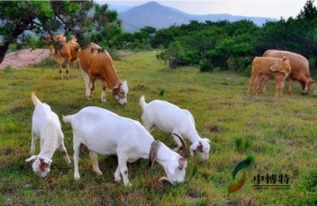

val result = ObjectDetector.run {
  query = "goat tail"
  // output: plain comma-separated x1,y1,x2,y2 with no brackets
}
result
31,92,42,106
139,95,147,110
63,115,72,124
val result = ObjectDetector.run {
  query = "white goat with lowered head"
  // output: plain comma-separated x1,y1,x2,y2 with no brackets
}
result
26,92,71,178
63,106,188,186
140,95,210,161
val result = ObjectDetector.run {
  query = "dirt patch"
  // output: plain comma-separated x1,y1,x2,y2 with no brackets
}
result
0,48,50,69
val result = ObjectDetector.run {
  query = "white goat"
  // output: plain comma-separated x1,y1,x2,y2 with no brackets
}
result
140,95,210,161
63,106,187,186
26,92,71,178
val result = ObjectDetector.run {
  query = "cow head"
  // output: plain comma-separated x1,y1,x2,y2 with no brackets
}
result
113,80,129,105
270,57,292,80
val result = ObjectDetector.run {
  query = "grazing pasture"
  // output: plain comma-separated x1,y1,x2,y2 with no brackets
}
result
0,51,316,205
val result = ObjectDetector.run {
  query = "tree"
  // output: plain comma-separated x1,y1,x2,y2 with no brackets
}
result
297,0,317,20
0,1,121,64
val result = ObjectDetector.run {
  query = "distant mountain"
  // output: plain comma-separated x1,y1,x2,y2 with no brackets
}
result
108,4,131,13
115,1,277,33
119,1,190,32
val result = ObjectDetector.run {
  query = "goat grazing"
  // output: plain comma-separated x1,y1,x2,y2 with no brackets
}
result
26,92,71,178
140,95,210,161
63,106,187,186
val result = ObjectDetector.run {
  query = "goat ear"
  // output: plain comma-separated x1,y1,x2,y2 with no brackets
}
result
26,155,37,162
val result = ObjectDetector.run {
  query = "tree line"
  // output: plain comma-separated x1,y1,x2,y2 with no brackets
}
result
1,0,317,76
116,0,317,75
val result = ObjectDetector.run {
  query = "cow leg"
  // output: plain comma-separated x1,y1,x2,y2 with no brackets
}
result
89,152,102,175
101,83,107,103
82,71,91,98
299,75,310,94
65,61,70,80
262,76,269,95
247,75,256,96
89,77,96,100
275,78,284,98
253,74,261,95
59,63,63,80
288,78,294,94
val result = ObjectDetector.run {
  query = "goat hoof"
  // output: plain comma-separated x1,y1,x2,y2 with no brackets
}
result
95,170,103,176
74,175,80,180
101,99,107,103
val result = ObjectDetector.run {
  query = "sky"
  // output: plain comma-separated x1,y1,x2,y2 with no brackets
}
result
100,0,314,19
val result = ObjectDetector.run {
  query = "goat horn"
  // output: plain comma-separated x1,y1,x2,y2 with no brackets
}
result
172,133,187,158
159,177,175,185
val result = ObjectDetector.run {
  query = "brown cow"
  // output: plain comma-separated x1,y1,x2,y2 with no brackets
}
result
76,46,129,105
263,49,315,94
44,35,79,80
247,57,292,97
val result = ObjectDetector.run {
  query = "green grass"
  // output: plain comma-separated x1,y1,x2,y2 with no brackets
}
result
0,51,316,205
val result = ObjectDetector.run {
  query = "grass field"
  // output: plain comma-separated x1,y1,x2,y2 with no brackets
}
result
0,51,316,205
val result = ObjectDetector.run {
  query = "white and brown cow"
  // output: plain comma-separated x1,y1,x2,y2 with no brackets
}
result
44,35,79,80
76,46,128,105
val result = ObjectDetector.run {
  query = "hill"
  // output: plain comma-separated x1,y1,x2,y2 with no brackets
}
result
117,1,277,32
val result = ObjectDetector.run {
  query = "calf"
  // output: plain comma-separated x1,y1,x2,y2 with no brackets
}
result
247,57,292,97
26,92,71,178
77,48,128,105
263,49,315,94
44,35,79,80
63,106,187,186
140,96,211,161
